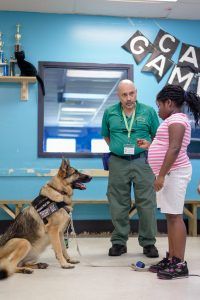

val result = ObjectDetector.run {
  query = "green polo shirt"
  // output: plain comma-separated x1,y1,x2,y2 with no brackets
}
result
101,101,159,156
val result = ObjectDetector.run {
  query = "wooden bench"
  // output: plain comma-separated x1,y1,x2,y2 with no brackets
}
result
184,200,200,236
0,199,199,236
0,200,31,219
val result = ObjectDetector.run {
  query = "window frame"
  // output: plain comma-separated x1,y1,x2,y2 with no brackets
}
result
38,61,133,158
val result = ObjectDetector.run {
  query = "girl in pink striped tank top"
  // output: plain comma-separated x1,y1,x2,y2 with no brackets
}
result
137,84,200,280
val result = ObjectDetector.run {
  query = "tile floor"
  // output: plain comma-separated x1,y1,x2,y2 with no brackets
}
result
0,236,200,300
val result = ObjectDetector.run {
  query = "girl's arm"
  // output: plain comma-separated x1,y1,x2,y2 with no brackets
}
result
154,123,185,192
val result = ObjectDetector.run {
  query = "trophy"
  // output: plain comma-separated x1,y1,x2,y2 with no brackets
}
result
0,32,8,76
15,24,22,52
0,32,4,63
10,24,22,76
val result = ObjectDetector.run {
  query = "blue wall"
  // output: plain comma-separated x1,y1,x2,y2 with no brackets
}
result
0,11,200,220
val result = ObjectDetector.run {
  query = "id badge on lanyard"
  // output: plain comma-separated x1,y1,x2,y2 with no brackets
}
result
122,108,136,155
124,144,135,155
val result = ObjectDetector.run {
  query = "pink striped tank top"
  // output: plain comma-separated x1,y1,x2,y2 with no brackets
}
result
148,113,191,176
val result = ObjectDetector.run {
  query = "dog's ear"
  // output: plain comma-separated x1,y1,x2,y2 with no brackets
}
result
58,159,70,177
65,158,70,166
61,156,70,166
61,159,69,170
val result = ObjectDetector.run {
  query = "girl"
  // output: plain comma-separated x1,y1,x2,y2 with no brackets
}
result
137,84,200,280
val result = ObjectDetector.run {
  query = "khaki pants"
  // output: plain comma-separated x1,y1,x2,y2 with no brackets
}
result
107,153,157,247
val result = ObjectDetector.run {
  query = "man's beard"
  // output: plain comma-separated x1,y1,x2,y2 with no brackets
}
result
125,101,135,108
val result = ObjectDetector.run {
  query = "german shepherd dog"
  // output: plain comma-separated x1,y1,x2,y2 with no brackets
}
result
0,159,92,280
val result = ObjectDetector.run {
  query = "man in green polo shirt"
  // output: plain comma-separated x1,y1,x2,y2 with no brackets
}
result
101,79,159,257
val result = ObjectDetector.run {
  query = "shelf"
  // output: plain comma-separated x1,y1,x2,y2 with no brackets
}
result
0,76,37,100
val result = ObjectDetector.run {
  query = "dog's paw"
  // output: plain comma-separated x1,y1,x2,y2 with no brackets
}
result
20,267,34,274
37,263,49,269
61,263,75,269
67,258,80,264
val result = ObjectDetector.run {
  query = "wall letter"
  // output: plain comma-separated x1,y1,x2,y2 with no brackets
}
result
145,54,166,77
142,49,173,82
168,66,194,90
159,34,176,54
153,29,179,58
178,43,200,73
130,36,149,55
122,30,152,64
179,46,198,69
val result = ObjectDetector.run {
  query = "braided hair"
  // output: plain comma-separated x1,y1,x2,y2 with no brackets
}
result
156,84,200,126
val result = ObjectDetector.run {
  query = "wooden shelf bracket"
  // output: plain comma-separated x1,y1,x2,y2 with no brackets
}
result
0,76,37,100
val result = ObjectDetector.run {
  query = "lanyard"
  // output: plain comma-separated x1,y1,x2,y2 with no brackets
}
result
122,109,136,141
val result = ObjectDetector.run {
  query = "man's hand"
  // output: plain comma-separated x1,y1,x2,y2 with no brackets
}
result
137,139,151,149
154,175,165,192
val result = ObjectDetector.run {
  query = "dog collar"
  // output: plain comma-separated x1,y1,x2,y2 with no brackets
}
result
46,183,68,195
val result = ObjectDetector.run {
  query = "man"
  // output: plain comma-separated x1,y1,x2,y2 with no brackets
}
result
101,79,159,257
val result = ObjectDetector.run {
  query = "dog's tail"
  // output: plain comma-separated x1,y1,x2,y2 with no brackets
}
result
0,258,15,280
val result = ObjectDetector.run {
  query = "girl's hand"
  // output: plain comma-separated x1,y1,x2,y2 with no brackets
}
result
137,139,151,149
154,175,165,192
